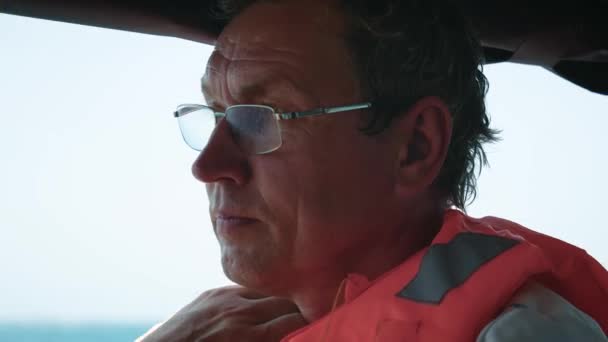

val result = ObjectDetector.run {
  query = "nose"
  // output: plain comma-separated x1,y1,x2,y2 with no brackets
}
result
192,119,251,185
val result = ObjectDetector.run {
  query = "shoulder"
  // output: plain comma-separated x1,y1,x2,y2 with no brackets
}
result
477,282,607,342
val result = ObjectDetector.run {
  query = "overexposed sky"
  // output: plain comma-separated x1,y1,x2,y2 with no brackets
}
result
0,14,606,323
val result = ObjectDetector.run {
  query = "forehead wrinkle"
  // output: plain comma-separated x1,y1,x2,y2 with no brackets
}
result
201,68,221,96
216,40,306,69
202,50,236,105
226,60,318,107
217,25,309,65
204,48,316,107
208,27,326,107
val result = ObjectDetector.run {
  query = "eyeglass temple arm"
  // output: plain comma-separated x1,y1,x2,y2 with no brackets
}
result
277,102,372,120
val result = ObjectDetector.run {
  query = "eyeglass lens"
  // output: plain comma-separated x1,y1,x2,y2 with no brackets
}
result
177,105,282,154
177,106,215,151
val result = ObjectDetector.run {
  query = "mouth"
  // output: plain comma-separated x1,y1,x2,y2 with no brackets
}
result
214,213,261,239
216,215,259,225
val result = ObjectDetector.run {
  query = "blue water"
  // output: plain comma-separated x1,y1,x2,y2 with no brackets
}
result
0,323,152,342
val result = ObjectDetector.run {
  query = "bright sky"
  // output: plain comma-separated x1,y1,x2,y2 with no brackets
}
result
0,14,607,323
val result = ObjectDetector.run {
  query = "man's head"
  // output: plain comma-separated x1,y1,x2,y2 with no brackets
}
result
192,0,497,297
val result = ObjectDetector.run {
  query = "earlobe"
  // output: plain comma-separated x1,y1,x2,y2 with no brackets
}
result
394,96,452,196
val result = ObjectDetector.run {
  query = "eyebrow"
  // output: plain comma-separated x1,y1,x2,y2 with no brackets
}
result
200,74,316,109
201,80,269,110
201,74,283,98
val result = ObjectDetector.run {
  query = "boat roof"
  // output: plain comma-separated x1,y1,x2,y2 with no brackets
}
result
2,0,606,94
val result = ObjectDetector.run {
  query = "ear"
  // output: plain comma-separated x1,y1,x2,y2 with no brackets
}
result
392,96,452,197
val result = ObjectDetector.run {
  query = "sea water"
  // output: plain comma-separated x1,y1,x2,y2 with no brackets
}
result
0,323,152,342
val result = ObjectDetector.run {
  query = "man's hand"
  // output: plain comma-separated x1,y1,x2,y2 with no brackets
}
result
137,286,307,342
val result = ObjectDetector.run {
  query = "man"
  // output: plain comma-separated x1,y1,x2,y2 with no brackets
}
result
140,0,608,340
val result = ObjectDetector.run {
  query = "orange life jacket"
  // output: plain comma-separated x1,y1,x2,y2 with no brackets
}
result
281,209,608,342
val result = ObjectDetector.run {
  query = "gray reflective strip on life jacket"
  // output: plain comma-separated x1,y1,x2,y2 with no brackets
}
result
396,232,519,304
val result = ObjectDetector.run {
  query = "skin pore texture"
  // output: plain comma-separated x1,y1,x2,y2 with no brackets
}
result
192,0,453,322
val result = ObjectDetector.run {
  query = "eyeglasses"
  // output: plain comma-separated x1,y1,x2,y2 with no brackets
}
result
173,102,372,155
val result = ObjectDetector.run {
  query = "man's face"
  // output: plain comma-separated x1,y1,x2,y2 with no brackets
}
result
194,1,401,293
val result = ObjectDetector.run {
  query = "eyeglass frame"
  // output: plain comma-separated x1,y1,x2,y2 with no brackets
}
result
173,101,373,153
174,102,372,120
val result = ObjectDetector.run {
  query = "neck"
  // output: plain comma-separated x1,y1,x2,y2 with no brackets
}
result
291,206,445,322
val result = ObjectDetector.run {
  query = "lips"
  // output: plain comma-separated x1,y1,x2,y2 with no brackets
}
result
212,209,260,225
212,208,259,222
216,215,259,224
214,213,261,240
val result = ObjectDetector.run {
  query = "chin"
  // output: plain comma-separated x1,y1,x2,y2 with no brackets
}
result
220,247,289,295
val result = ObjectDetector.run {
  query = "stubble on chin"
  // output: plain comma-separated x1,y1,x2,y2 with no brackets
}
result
220,243,287,294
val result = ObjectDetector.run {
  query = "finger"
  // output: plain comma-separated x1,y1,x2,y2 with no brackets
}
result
258,312,308,341
247,297,301,323
236,287,269,300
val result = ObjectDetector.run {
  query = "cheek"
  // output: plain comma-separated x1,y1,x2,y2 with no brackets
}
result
258,145,391,232
250,157,300,240
247,127,396,267
314,153,393,221
309,129,395,215
249,153,338,252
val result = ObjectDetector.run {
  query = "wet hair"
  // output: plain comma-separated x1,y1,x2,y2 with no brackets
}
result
214,0,499,209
